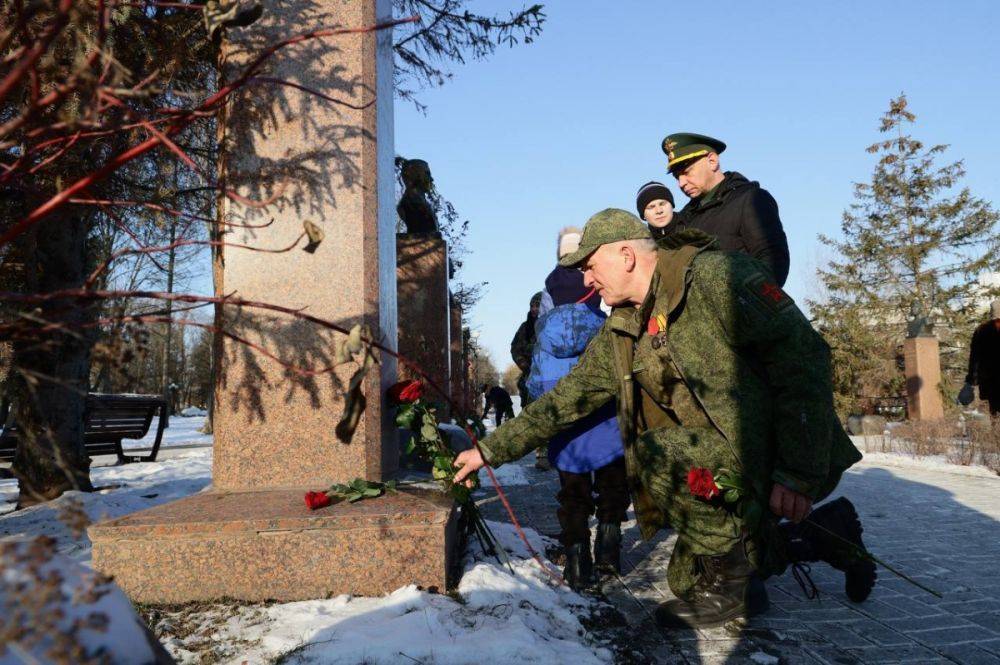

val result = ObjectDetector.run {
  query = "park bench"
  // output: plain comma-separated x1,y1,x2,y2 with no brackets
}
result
0,393,168,468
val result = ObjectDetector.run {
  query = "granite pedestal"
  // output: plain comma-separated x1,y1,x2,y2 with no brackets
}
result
904,336,945,421
90,488,456,602
449,298,466,412
396,235,451,402
89,0,457,603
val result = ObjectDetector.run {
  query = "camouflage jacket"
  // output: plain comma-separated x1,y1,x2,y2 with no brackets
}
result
480,232,861,539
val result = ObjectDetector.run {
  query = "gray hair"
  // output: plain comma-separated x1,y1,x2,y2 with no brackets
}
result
627,238,658,254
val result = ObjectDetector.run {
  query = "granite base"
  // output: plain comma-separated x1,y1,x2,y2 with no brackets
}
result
89,487,457,603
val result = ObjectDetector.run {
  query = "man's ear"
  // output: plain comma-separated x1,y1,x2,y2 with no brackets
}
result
621,244,637,272
707,152,721,173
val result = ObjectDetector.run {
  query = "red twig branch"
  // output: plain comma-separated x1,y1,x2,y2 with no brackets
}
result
0,0,73,103
0,15,418,249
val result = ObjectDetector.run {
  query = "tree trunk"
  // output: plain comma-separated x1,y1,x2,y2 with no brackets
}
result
12,212,95,507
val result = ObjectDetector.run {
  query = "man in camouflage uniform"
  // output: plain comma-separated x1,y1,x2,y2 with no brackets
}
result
455,209,875,628
511,292,549,469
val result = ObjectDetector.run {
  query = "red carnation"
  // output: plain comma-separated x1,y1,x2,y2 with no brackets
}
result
304,490,332,510
387,379,425,405
687,467,719,501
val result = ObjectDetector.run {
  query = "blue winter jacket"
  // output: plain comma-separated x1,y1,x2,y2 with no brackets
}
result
526,303,624,473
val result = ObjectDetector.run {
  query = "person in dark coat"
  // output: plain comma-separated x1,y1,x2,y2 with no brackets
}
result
526,265,628,589
660,133,790,286
962,299,1000,416
511,291,549,469
481,384,514,427
510,292,542,406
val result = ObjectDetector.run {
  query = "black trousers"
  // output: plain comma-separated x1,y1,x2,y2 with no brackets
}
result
494,404,513,427
556,457,630,546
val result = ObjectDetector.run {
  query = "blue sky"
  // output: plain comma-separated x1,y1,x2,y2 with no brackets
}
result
395,1,1000,370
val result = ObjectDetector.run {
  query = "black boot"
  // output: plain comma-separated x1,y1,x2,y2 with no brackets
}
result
654,544,769,629
563,542,593,591
783,497,876,602
593,523,622,575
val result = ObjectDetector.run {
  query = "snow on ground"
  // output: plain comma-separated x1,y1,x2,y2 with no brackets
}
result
152,522,611,665
478,462,531,487
1,415,212,518
1,539,163,665
0,449,212,544
122,413,213,450
852,435,999,478
1,445,212,662
1,417,611,665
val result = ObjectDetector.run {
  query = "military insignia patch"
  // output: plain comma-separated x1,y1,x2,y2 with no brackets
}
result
742,273,793,316
761,282,785,304
663,139,677,162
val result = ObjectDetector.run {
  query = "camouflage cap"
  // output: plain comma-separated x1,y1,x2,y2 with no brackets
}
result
662,132,726,172
558,208,652,268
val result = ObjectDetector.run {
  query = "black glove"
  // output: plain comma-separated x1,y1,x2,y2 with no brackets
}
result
957,383,975,406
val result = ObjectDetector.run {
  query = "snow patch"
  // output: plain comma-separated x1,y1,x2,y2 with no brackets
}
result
479,462,531,487
0,539,160,664
853,445,998,479
150,520,610,665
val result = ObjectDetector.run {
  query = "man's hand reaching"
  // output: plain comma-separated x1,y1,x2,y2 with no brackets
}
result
453,448,485,488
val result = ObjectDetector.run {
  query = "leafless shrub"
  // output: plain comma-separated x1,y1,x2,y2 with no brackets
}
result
890,420,957,457
957,418,1000,473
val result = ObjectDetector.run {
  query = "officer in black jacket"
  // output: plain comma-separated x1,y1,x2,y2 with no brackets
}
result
660,133,790,286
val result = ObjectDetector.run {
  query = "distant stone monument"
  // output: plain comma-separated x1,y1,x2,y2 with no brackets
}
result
89,0,457,603
449,296,466,411
396,233,451,406
397,159,439,235
904,301,944,421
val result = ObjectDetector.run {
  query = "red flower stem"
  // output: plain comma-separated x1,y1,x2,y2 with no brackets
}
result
803,518,942,598
465,427,565,586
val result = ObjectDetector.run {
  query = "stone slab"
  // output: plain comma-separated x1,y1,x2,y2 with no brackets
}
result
90,487,457,603
397,235,451,401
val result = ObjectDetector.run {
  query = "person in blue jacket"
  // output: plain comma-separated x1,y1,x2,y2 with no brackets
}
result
527,252,630,589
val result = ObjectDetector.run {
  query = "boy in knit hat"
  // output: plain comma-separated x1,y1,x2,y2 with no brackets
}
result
636,181,676,235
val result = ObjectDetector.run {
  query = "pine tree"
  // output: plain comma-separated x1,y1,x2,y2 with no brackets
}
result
811,94,1000,415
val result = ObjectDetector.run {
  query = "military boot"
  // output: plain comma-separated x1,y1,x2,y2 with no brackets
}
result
782,497,876,602
593,523,622,576
563,542,593,591
654,544,769,629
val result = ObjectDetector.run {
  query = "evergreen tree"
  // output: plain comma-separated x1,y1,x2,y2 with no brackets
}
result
812,94,1000,414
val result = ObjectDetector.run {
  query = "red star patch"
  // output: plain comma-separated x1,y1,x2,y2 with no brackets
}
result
761,283,785,303
647,317,660,336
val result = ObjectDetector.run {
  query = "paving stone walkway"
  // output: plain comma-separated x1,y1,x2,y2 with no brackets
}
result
477,456,1000,664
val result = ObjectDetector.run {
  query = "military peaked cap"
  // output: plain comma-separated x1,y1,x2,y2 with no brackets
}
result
661,133,726,171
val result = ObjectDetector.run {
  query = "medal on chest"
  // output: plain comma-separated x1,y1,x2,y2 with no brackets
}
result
646,313,668,349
